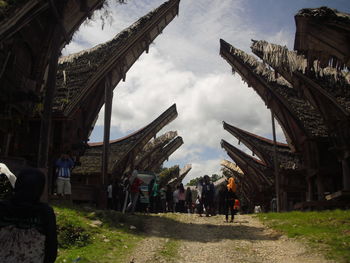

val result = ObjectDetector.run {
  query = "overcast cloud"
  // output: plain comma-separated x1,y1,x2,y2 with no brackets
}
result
62,0,348,183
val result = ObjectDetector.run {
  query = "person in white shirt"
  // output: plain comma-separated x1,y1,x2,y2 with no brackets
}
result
173,186,179,212
107,183,113,209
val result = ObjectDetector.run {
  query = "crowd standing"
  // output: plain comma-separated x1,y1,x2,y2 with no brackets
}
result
106,172,241,220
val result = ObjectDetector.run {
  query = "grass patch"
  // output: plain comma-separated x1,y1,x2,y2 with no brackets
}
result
53,202,146,263
159,239,180,261
256,210,350,263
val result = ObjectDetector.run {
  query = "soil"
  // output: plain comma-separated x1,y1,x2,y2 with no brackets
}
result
128,213,333,263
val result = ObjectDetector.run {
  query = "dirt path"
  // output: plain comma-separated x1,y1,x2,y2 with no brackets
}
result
128,213,333,263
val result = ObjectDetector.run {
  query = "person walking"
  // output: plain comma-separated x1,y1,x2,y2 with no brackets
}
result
202,175,215,217
196,178,204,216
165,184,173,212
122,173,131,213
127,172,142,214
112,178,123,211
151,178,160,213
224,177,237,223
160,186,167,213
0,168,57,263
178,183,186,213
107,181,113,210
185,187,193,213
173,185,179,212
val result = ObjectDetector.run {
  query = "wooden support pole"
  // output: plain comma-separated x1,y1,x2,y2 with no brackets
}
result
271,110,280,212
37,27,61,202
316,174,325,200
4,133,12,157
37,35,60,167
102,74,113,186
342,158,350,191
307,177,313,201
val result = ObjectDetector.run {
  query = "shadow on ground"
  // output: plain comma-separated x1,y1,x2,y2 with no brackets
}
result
62,203,279,244
125,213,279,243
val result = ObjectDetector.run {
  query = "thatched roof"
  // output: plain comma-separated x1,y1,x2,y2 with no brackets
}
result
167,164,192,187
297,6,350,20
73,103,178,176
220,159,243,175
223,122,301,170
135,131,178,169
221,139,272,186
144,136,183,172
220,39,328,140
294,7,350,69
221,160,256,197
251,40,350,112
54,0,180,116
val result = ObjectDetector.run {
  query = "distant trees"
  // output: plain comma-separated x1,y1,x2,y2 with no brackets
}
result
186,174,223,186
158,165,180,186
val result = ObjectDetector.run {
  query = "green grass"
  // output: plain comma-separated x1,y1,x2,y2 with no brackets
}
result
256,210,350,263
53,202,145,263
159,239,180,262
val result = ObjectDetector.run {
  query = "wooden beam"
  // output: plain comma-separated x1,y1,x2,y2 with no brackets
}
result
342,158,350,191
102,74,113,186
271,111,281,212
37,27,61,168
48,0,70,44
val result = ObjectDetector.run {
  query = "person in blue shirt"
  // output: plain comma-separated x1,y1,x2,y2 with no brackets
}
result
55,153,74,199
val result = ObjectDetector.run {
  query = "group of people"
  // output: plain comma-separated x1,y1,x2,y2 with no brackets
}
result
106,171,195,214
106,172,241,223
195,175,240,222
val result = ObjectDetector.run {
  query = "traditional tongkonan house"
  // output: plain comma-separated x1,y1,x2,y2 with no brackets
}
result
0,0,181,188
219,39,341,207
70,104,178,202
251,39,350,202
223,122,305,210
0,0,117,171
221,139,273,211
52,0,180,167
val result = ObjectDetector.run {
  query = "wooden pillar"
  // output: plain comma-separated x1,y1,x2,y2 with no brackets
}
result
102,74,113,185
4,133,12,156
271,111,280,212
97,75,113,210
37,38,60,168
316,173,325,200
342,158,350,191
37,27,61,202
307,177,313,201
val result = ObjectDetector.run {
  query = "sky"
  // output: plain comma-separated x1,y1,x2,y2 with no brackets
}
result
62,0,350,184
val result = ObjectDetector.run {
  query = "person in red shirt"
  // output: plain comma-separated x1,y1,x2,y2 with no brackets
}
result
127,170,142,214
233,199,240,215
